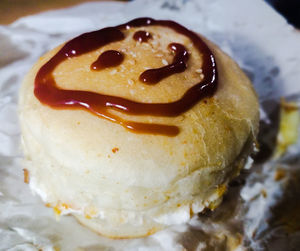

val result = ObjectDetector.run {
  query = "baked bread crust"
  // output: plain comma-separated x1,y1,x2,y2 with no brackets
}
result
19,23,259,238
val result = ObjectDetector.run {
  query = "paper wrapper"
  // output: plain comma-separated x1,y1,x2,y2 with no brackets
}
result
1,0,300,250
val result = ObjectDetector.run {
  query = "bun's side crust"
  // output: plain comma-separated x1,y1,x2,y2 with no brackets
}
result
19,23,259,238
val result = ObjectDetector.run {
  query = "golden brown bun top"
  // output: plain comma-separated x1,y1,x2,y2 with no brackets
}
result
20,20,259,189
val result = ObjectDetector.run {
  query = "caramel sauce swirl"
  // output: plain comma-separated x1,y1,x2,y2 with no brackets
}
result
139,43,189,84
34,18,218,136
91,50,124,70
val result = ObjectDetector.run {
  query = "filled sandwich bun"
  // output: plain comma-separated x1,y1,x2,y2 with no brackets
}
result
19,17,259,238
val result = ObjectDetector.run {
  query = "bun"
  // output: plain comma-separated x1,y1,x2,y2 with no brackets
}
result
19,18,259,238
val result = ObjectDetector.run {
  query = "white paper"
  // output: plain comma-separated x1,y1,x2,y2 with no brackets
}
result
1,0,300,250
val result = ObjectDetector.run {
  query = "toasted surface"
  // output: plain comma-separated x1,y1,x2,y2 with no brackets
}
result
19,21,259,238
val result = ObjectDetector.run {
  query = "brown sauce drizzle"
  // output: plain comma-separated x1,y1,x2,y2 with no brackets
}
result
133,30,152,43
91,50,124,70
139,43,189,84
34,18,218,136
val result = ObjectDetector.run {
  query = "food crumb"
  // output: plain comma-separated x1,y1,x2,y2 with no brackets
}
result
53,246,61,251
61,203,69,210
53,206,61,216
274,169,286,181
23,169,29,184
217,184,227,196
112,147,119,153
261,189,267,198
189,205,194,217
146,227,157,236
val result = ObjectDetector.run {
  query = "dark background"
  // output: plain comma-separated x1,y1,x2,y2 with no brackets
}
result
0,0,299,27
266,0,300,28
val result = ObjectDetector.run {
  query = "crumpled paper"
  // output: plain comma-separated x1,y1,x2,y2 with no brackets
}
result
1,0,300,250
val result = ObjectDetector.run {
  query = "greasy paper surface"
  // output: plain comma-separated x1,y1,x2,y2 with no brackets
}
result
1,0,300,250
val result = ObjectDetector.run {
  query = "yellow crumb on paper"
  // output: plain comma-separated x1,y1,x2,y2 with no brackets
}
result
53,246,61,251
84,206,99,219
274,168,286,181
53,206,61,216
23,169,29,184
274,98,299,158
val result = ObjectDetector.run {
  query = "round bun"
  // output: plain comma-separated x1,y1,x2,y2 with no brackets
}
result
19,18,259,238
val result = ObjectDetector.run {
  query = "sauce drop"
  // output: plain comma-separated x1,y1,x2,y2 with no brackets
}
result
133,30,152,43
91,50,124,70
